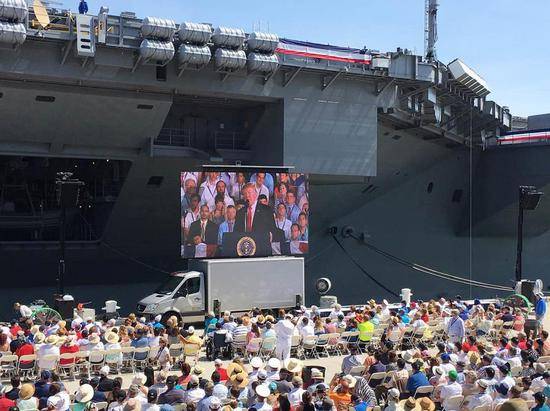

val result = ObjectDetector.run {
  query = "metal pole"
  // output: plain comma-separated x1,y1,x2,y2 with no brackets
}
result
58,201,66,295
515,187,524,282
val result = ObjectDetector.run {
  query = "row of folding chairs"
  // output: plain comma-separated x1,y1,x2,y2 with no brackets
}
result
0,343,201,382
229,331,363,361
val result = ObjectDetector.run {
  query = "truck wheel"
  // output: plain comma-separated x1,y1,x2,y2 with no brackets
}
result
161,311,181,326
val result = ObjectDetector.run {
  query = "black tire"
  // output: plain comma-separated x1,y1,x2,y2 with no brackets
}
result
161,311,181,326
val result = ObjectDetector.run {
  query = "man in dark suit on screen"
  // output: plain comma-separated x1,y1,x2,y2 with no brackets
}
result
187,204,219,245
234,182,277,238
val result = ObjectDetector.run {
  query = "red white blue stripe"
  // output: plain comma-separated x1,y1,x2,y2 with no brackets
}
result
498,129,550,145
276,38,372,65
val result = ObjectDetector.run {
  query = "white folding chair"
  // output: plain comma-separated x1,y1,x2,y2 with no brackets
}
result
314,334,331,358
246,338,263,360
57,353,77,380
301,335,318,359
326,333,341,355
74,351,91,378
349,365,365,377
88,350,106,374
442,395,464,411
231,334,248,357
104,349,122,374
414,385,434,398
337,331,352,354
169,343,183,362
367,371,387,387
38,354,59,373
120,346,135,372
260,337,277,360
17,354,37,380
148,346,160,368
289,335,302,359
94,402,108,411
132,347,150,371
0,354,18,379
346,331,361,352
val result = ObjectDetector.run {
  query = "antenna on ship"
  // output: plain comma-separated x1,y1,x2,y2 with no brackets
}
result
424,0,439,62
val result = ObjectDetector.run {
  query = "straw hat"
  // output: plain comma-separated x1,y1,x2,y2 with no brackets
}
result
76,384,94,403
342,375,356,389
229,372,249,388
227,362,244,377
30,325,40,335
399,397,420,411
19,384,35,400
88,334,100,344
192,365,204,376
284,358,303,374
105,332,119,344
45,334,58,345
417,397,436,411
311,368,324,379
132,373,146,386
64,336,77,346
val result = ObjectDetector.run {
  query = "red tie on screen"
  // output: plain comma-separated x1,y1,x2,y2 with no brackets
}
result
246,206,253,232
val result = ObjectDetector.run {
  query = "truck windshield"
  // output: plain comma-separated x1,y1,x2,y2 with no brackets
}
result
154,276,182,294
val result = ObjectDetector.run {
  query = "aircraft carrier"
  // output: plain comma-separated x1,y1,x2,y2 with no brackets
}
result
0,1,549,317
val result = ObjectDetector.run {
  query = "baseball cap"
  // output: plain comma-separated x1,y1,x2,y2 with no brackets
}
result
209,397,221,409
214,359,223,366
316,383,329,392
255,384,270,398
448,370,458,381
257,369,267,380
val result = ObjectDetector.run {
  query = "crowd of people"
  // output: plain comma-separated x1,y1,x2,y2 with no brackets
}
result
180,171,309,258
1,295,549,411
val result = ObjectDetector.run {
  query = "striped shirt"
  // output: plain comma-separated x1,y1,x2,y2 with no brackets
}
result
354,377,377,406
232,325,248,338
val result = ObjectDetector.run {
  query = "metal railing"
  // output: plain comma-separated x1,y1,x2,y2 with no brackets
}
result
154,128,192,147
213,131,249,150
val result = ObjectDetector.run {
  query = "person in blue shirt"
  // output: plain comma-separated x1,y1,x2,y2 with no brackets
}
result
535,292,547,333
204,312,218,333
533,392,550,411
399,310,410,324
131,329,149,360
78,0,88,14
406,361,429,395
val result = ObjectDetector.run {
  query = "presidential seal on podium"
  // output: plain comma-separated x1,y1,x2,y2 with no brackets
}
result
236,236,257,256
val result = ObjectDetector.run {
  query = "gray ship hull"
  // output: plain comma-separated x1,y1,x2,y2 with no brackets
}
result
0,6,545,318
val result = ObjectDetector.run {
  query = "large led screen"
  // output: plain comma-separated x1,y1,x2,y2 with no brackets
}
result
181,170,309,258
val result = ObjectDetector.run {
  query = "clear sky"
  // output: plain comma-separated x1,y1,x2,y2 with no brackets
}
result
67,0,549,117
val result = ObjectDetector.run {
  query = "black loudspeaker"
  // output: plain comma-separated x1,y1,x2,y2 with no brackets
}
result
53,297,76,320
520,186,543,210
519,280,536,304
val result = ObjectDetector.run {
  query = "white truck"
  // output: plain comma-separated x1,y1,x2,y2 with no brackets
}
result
136,256,305,323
